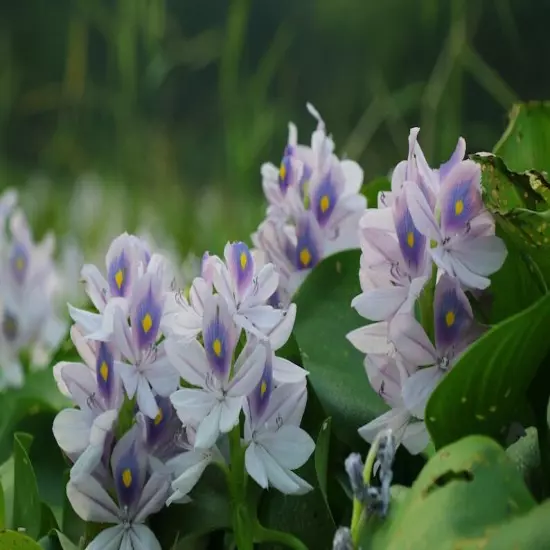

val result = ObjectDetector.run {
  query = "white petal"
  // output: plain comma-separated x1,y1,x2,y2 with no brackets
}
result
358,407,411,446
68,305,102,335
71,444,103,480
194,403,222,449
227,345,266,397
257,445,312,495
53,409,91,455
81,264,109,311
168,453,211,501
90,409,118,446
245,443,268,489
134,472,171,522
258,425,314,470
346,322,391,355
238,305,283,332
87,526,124,550
219,397,243,434
136,376,160,419
116,361,139,399
128,525,162,550
164,338,208,388
142,358,180,397
242,264,279,307
112,305,136,363
401,366,444,420
266,303,296,351
351,287,409,322
389,315,437,367
404,181,441,241
402,421,430,455
66,477,120,523
272,357,307,384
171,389,218,426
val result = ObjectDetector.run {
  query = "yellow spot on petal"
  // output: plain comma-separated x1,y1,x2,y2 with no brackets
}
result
122,468,132,488
279,162,286,181
213,338,222,357
99,361,109,382
445,310,455,327
406,231,415,248
299,248,312,267
154,408,163,425
141,313,153,334
240,251,248,271
15,256,24,271
320,195,330,213
115,269,124,289
455,199,464,216
260,380,267,397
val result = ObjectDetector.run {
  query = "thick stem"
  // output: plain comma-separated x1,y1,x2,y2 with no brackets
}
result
227,424,254,550
350,433,383,547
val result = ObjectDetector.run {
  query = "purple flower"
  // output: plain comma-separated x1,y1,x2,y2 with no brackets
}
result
404,160,507,289
66,428,170,550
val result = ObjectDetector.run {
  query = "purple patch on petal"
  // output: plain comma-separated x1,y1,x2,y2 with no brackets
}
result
113,443,142,510
107,251,130,297
434,277,471,351
248,354,273,421
133,285,162,349
204,304,232,379
229,242,254,295
96,342,114,403
393,194,426,274
145,396,175,449
442,179,478,232
294,215,322,271
312,175,338,227
278,153,293,194
9,242,28,285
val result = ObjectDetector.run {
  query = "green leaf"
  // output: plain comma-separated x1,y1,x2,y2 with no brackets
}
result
38,531,77,550
13,433,41,539
149,465,231,549
293,251,386,447
314,417,334,523
494,102,550,178
426,291,550,449
0,530,43,549
39,504,58,539
0,369,70,464
361,436,537,550
257,454,335,550
361,177,391,208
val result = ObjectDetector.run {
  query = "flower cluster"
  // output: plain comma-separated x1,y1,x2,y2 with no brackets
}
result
347,128,507,454
0,189,66,390
252,104,367,306
53,234,314,549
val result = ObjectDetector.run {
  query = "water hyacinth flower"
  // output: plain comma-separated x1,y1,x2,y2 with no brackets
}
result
113,271,179,419
53,326,123,477
167,294,266,449
244,376,314,495
66,428,170,550
404,158,507,290
253,104,367,305
0,207,66,387
69,232,175,341
391,274,484,419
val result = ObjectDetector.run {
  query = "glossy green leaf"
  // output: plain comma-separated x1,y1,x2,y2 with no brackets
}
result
293,251,386,447
314,417,334,523
361,436,537,550
0,530,42,549
39,504,58,540
426,291,550,449
494,101,550,178
13,433,41,539
38,530,77,550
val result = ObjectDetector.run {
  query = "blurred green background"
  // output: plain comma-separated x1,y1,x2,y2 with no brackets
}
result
0,0,548,261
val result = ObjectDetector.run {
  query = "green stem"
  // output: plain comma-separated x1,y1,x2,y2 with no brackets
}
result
227,424,254,550
254,524,308,550
350,433,384,547
419,262,437,342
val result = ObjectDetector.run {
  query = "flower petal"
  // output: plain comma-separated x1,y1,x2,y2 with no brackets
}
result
245,443,268,489
53,409,91,455
164,337,208,388
257,425,314,470
390,314,437,367
67,476,120,523
194,403,222,449
401,366,444,419
86,526,125,550
227,345,266,397
134,472,171,522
